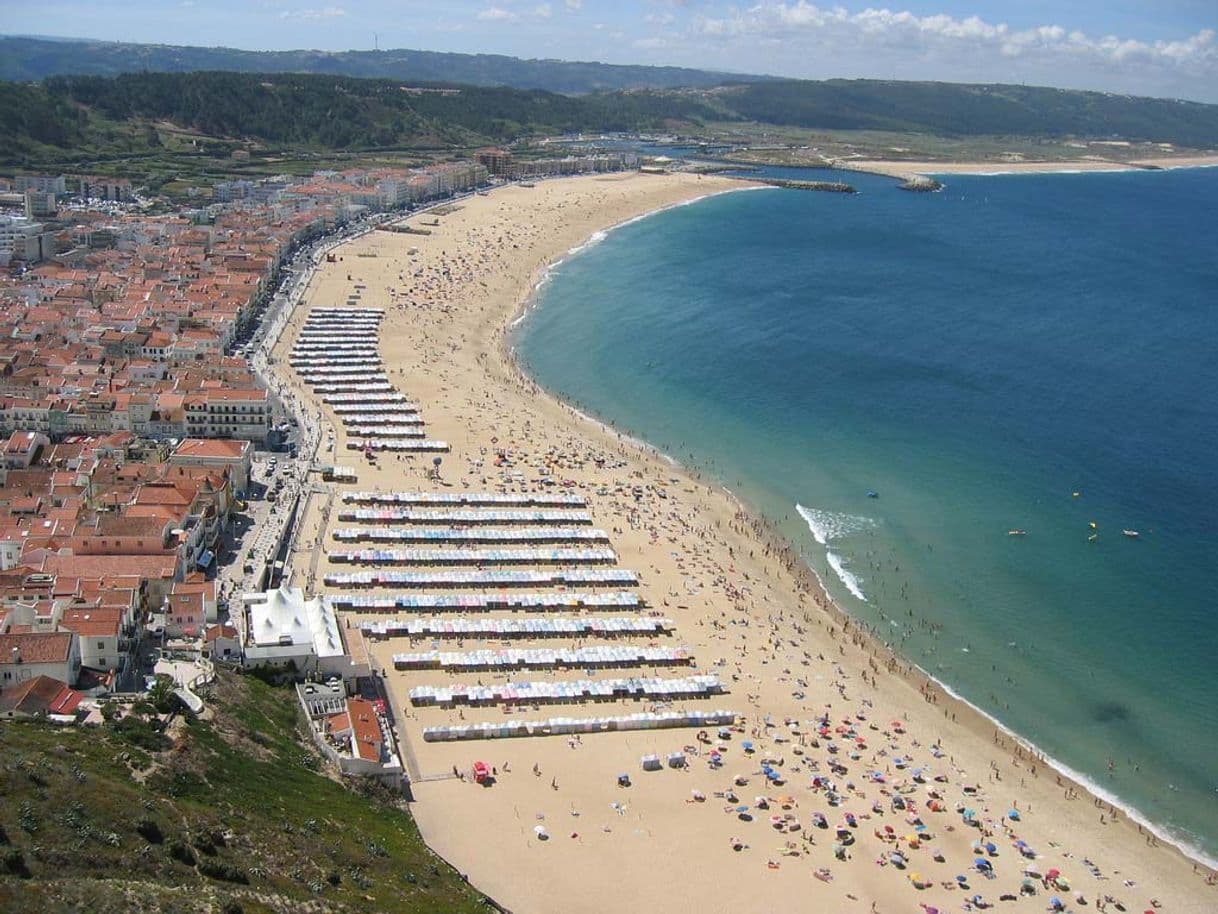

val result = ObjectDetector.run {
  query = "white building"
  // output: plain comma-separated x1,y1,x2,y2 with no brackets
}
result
241,584,365,680
0,216,54,263
0,632,82,688
184,389,270,443
14,175,66,196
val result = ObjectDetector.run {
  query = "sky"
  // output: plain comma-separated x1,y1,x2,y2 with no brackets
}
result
23,1,1218,102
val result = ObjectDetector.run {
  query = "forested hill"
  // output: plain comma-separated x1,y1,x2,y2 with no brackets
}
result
1,71,716,162
0,35,769,94
4,70,1218,168
719,80,1218,149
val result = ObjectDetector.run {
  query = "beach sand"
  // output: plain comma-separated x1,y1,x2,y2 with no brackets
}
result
845,156,1218,179
271,171,1216,914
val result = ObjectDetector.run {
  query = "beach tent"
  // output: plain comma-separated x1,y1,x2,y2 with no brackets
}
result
640,754,662,771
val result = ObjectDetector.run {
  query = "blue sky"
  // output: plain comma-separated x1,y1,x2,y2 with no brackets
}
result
25,1,1218,102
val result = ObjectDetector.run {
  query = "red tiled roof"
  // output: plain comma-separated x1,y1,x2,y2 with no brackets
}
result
0,631,73,664
204,624,237,642
0,675,83,716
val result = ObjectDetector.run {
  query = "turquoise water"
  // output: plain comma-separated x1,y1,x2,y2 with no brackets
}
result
513,167,1218,861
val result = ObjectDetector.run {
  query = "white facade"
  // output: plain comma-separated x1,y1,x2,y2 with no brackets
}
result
241,585,355,677
0,216,53,263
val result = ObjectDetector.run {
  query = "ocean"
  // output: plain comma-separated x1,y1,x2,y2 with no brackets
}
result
512,165,1218,862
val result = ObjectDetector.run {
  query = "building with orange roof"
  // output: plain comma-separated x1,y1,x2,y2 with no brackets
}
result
0,630,81,687
0,674,84,719
169,437,252,491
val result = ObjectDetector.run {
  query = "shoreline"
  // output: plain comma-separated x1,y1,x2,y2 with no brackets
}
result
838,155,1218,180
497,182,1218,870
282,172,1216,913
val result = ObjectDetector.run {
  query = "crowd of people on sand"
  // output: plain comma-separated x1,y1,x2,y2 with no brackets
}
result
282,184,1213,914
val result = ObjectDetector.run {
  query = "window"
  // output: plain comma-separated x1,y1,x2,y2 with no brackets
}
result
97,641,104,649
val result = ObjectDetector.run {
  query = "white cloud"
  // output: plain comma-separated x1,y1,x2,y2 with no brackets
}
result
645,12,676,27
564,0,582,10
534,3,552,18
280,5,346,20
477,6,516,21
693,3,1217,80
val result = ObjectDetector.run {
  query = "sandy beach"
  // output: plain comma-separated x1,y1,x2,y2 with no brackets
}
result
271,171,1216,914
844,156,1218,180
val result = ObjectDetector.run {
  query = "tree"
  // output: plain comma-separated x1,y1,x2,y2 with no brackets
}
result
148,674,176,714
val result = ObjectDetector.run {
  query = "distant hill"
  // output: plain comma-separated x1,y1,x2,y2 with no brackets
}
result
4,69,1218,169
0,71,716,165
0,35,770,95
717,79,1218,148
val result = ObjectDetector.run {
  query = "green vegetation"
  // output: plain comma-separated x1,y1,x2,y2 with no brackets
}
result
4,67,1217,178
0,673,489,914
0,71,715,167
0,35,769,95
716,79,1218,148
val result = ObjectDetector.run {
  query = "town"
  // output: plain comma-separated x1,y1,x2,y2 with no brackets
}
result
0,151,631,777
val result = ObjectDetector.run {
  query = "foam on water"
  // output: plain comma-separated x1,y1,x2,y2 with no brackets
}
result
566,230,607,256
825,551,868,602
795,504,875,545
796,504,875,601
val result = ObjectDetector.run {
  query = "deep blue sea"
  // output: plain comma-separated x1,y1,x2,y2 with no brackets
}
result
513,166,1218,861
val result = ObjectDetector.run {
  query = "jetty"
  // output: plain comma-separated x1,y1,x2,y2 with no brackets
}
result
899,176,944,192
752,177,857,194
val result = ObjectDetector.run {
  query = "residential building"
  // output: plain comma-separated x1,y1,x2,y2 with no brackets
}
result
14,175,66,196
0,631,81,687
0,674,84,719
184,389,270,443
169,437,252,491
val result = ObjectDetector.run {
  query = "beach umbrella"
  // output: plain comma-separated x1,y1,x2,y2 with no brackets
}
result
1007,808,1021,821
984,841,998,855
1046,868,1061,880
974,857,991,870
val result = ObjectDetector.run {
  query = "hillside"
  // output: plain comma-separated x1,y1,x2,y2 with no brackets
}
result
718,79,1218,148
0,674,489,914
0,71,714,165
0,35,769,95
4,69,1218,172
